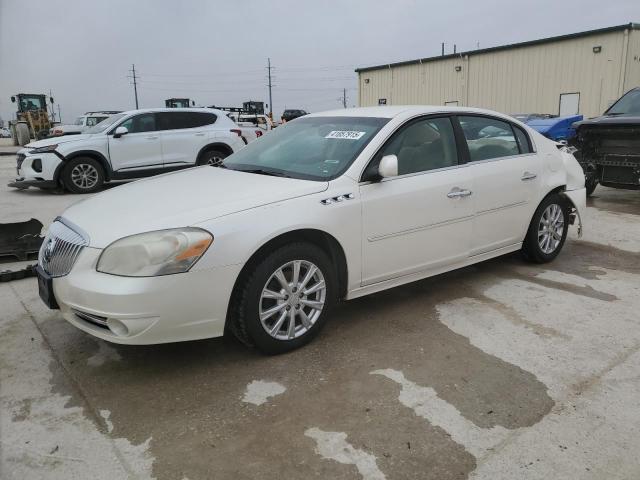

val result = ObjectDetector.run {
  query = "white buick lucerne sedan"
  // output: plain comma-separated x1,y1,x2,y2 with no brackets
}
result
37,106,586,354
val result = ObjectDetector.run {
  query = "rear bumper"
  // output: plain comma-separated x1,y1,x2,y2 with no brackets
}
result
562,187,586,237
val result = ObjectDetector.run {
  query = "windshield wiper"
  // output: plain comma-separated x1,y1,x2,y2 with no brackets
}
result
234,168,292,178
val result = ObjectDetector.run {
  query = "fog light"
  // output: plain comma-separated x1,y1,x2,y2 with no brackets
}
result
32,158,42,172
107,318,129,336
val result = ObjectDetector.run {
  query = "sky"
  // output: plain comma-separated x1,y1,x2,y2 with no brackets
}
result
0,0,638,124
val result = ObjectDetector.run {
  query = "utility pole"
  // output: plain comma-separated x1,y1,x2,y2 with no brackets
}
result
130,64,139,109
266,58,273,119
342,88,347,108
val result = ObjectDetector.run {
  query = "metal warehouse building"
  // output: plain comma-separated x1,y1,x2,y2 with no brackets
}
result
356,23,640,118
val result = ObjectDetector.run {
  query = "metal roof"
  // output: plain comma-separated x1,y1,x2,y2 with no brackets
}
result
355,23,640,73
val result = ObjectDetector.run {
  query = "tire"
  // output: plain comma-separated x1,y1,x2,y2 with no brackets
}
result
61,157,105,194
16,123,30,146
230,242,337,354
197,148,228,167
522,193,570,263
585,177,598,196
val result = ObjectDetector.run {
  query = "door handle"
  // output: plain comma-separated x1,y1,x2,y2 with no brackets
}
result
521,171,537,181
447,188,472,198
194,133,205,137
145,136,159,140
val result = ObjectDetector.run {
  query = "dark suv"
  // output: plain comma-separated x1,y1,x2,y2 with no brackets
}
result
573,87,640,195
281,109,308,123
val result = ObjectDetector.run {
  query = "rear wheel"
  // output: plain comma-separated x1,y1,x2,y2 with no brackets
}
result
197,148,228,167
585,176,598,196
230,243,336,354
62,157,104,194
522,193,570,263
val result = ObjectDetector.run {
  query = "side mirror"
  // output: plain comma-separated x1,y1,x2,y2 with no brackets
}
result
113,126,128,138
11,96,16,103
378,154,399,178
50,97,55,104
191,100,195,106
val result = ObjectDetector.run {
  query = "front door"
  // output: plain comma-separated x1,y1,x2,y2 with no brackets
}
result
108,113,163,171
360,116,474,285
456,115,541,255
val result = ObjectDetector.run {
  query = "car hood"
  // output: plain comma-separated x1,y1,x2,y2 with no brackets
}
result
573,115,640,128
61,167,329,248
25,134,94,149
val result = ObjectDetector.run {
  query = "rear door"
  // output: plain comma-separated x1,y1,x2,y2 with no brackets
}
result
360,116,473,285
157,111,218,166
108,113,163,171
456,115,540,256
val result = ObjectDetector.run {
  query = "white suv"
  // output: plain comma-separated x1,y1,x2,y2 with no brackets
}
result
11,108,246,193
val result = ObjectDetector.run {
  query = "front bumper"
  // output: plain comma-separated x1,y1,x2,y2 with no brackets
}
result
51,247,243,344
9,152,62,189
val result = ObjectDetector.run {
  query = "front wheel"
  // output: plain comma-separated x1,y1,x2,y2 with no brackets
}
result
61,157,105,194
522,193,570,263
585,176,598,196
230,243,336,354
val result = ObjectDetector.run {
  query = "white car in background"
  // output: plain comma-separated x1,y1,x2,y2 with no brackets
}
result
35,106,585,354
10,108,246,193
49,111,120,137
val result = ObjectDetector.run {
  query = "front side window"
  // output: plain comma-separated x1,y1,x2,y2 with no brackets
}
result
224,116,389,181
119,113,157,133
375,117,458,176
458,116,520,161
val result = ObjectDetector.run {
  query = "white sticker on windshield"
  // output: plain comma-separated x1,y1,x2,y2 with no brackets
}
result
325,130,366,140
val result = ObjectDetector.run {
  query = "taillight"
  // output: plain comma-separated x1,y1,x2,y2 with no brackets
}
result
255,130,263,137
230,129,242,137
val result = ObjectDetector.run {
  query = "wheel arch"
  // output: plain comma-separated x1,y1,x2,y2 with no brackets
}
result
227,228,349,322
61,150,113,181
196,143,233,163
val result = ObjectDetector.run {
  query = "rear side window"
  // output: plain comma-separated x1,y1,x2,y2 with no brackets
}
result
158,112,217,130
458,116,520,161
513,126,533,153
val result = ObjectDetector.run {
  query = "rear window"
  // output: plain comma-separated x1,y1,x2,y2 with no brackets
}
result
158,112,217,130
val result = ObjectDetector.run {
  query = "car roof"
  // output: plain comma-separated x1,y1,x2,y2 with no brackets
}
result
118,107,224,115
308,105,518,120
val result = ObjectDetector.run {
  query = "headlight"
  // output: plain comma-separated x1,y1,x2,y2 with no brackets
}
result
30,144,58,153
97,228,213,277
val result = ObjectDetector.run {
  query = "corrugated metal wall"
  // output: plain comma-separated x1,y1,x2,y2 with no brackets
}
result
358,28,639,118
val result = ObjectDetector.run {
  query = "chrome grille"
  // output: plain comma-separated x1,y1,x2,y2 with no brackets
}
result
38,220,88,277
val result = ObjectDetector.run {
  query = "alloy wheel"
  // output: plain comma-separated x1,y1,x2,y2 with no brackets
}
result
206,155,224,166
259,260,326,340
70,163,99,190
538,203,565,254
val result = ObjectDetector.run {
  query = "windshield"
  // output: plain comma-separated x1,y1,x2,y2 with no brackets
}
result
224,116,389,181
84,113,127,134
74,116,84,125
19,95,46,111
606,89,640,116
